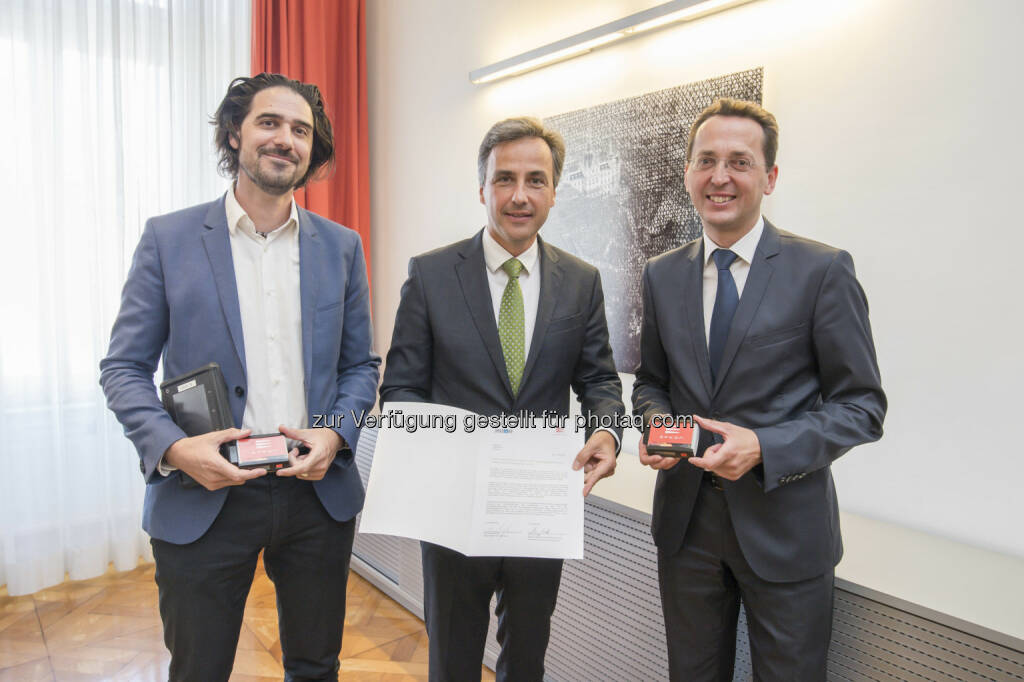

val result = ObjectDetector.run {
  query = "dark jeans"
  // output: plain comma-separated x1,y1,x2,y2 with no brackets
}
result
151,475,356,682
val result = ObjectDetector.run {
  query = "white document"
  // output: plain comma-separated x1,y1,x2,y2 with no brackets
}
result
358,402,584,559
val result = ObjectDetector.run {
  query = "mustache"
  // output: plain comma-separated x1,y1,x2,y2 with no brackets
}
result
257,147,299,164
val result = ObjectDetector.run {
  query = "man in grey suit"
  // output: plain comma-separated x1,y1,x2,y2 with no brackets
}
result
380,117,625,682
632,98,886,680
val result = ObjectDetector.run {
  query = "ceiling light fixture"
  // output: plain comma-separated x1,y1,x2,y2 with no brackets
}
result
469,0,757,85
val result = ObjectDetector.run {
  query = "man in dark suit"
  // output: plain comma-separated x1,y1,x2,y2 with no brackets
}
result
100,74,380,681
380,117,625,682
632,98,886,680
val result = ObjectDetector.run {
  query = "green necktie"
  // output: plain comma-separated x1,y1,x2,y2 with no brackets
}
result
499,258,526,395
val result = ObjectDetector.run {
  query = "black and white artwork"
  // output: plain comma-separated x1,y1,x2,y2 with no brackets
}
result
542,68,763,372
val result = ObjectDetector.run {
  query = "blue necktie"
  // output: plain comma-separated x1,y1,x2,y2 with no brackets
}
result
708,249,739,384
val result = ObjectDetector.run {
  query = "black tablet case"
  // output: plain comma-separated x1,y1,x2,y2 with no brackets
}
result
159,362,238,484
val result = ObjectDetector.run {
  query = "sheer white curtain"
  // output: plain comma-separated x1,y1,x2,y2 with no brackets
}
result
0,0,249,596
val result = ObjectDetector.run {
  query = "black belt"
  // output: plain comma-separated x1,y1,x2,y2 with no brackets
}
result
702,470,724,491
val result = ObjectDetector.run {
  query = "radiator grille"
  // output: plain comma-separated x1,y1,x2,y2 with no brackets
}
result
351,428,403,584
349,427,1024,681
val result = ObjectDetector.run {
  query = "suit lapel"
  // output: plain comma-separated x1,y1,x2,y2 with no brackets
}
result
298,208,321,397
682,240,714,400
711,221,780,398
455,231,514,397
201,199,246,377
519,237,562,390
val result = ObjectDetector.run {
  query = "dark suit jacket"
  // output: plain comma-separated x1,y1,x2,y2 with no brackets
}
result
100,196,381,544
632,220,886,582
380,230,624,462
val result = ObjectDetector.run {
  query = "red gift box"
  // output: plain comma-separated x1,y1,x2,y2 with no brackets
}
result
644,419,700,457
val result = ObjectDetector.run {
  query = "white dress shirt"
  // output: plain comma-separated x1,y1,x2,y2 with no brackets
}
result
159,190,307,475
224,188,308,436
481,229,618,450
482,228,541,361
702,216,764,342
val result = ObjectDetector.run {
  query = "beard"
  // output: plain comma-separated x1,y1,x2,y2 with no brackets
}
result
239,147,306,196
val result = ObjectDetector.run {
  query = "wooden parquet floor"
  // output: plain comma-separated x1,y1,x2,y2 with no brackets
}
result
0,560,496,681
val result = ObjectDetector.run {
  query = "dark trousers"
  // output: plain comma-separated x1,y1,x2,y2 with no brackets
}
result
150,475,356,682
658,479,834,682
420,541,563,682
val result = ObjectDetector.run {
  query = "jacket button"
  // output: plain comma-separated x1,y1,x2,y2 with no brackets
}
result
235,386,245,397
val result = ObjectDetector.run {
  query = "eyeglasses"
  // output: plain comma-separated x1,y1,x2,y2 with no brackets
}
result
688,156,762,174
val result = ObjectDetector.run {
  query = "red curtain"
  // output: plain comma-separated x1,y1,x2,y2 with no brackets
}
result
252,0,371,282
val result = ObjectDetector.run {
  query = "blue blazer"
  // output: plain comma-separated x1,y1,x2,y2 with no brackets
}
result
100,196,381,544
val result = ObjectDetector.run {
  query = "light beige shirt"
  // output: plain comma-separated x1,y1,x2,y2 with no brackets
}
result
224,188,308,436
701,216,764,342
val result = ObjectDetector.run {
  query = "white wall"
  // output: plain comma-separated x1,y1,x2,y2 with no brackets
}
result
367,0,1024,632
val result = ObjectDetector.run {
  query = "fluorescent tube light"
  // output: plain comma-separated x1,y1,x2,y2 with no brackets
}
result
470,0,758,85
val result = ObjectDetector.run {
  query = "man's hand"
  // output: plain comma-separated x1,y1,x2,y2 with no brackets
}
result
275,425,343,481
164,428,265,491
688,415,762,480
573,430,617,496
638,438,686,471
638,416,684,471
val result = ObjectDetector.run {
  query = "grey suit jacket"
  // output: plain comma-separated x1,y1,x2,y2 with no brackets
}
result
380,230,624,451
632,220,886,582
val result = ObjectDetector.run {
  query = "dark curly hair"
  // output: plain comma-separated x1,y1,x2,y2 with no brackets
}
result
212,73,335,188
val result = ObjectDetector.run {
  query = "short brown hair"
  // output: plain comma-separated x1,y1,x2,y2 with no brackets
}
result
212,73,335,188
686,98,779,168
477,117,566,187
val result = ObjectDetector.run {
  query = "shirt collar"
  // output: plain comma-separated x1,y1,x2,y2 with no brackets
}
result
482,228,539,275
224,186,299,238
702,215,764,267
